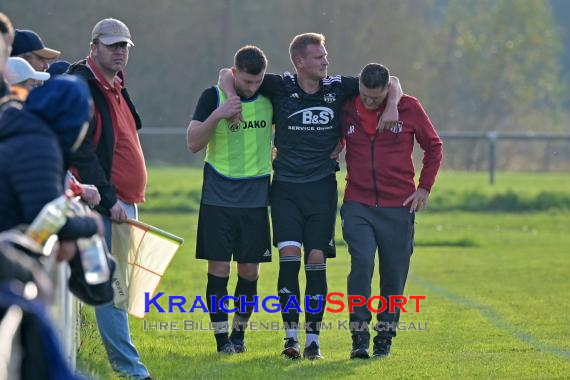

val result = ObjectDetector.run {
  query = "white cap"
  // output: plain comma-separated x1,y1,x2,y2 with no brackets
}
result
5,57,50,85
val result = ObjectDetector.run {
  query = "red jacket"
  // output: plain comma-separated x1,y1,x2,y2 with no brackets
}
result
340,95,443,207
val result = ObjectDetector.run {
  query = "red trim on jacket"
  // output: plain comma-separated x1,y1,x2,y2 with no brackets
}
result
340,95,443,207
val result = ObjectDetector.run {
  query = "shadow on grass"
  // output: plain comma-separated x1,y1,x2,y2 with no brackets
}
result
139,205,198,214
332,237,476,250
415,238,478,247
148,349,378,379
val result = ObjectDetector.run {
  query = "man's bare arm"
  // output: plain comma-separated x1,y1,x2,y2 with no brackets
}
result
218,68,243,124
187,95,241,153
219,68,238,97
377,76,403,130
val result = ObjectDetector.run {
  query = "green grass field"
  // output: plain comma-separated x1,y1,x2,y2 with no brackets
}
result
77,169,570,379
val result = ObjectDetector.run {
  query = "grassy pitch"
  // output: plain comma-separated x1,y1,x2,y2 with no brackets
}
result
77,169,570,379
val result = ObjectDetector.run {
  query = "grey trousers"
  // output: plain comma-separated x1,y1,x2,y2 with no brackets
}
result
341,201,414,339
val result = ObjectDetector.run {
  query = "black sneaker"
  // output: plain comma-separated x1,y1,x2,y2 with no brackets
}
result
230,336,246,353
230,321,247,353
350,334,370,359
282,337,301,359
303,341,324,360
217,341,235,354
372,336,391,358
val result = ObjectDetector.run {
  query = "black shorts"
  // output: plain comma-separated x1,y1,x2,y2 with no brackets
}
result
196,204,272,263
270,175,338,259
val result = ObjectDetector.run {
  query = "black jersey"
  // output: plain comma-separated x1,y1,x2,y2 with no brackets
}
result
260,72,358,183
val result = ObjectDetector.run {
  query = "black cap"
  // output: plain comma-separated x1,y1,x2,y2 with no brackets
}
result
11,29,60,59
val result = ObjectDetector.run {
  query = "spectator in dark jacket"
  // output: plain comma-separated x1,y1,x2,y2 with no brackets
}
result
0,75,102,259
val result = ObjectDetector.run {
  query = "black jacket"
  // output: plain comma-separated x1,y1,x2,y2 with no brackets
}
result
0,107,97,239
67,60,142,213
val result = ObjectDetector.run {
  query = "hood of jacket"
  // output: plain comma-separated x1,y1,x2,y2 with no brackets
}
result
24,75,92,155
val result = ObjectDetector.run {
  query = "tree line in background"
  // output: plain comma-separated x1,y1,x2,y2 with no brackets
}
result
2,0,568,169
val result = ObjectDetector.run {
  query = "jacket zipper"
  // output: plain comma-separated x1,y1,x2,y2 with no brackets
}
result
370,133,379,207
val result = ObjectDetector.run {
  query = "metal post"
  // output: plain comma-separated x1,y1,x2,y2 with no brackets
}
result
487,131,498,185
543,141,551,172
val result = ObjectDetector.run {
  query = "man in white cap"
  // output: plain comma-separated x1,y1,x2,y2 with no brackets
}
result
5,57,50,92
11,29,60,72
68,18,150,380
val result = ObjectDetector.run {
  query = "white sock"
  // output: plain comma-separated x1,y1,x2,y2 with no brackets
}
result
285,329,298,340
305,333,319,347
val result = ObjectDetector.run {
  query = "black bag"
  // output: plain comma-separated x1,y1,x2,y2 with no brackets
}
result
67,244,116,306
0,230,52,302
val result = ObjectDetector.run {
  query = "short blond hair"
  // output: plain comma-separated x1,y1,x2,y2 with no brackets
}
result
289,33,325,63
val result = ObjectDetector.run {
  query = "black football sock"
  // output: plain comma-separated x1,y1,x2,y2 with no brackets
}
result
305,263,327,338
278,256,301,334
207,273,230,348
231,275,258,341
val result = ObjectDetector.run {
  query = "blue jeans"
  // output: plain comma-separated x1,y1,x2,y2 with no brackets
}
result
95,200,149,379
